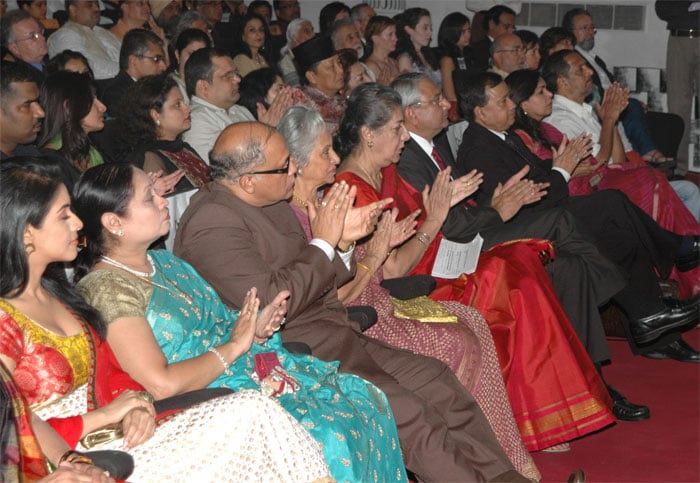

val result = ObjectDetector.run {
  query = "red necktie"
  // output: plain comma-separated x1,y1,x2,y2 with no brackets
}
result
431,146,447,171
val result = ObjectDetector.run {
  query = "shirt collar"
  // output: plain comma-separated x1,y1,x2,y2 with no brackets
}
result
408,132,434,157
190,95,234,115
552,94,593,116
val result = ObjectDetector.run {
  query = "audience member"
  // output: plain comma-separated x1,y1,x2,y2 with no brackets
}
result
109,0,165,46
276,16,314,86
232,12,272,77
318,1,350,36
173,120,529,482
336,48,371,98
37,71,106,187
350,2,375,39
74,162,406,482
102,28,167,116
515,29,540,69
149,0,181,38
437,12,473,117
330,17,363,59
283,104,539,477
237,67,287,119
488,32,526,78
171,27,210,101
17,0,59,31
290,35,347,134
542,51,700,235
170,9,210,47
273,0,300,36
48,0,120,80
45,49,93,77
471,4,516,71
656,1,699,176
0,61,45,159
562,7,675,167
393,8,441,86
1,9,48,82
538,26,575,64
457,71,699,362
248,0,272,25
363,15,400,85
0,161,333,482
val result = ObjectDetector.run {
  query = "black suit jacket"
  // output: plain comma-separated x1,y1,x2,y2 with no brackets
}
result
397,133,503,243
456,123,570,208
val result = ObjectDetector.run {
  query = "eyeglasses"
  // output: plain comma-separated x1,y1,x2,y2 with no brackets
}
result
411,93,445,108
246,157,290,176
137,54,166,64
14,29,45,43
496,46,524,54
575,25,597,33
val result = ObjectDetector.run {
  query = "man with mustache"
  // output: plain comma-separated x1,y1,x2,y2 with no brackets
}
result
0,61,45,160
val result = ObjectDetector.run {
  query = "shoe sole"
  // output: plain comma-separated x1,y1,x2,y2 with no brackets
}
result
633,313,699,344
642,352,700,363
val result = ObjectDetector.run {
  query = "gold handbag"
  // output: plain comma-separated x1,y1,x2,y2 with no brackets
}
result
79,423,123,449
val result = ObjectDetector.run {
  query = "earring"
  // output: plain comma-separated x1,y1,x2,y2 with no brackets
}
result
113,229,124,237
367,140,374,148
155,119,161,126
25,242,36,255
523,110,528,116
297,168,303,176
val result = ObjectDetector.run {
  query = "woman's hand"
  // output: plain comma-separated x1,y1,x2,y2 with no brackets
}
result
121,407,156,450
422,168,453,224
228,288,262,353
257,86,294,127
449,169,483,207
98,390,156,426
149,170,185,196
389,209,420,248
254,290,290,343
552,133,594,174
44,464,115,482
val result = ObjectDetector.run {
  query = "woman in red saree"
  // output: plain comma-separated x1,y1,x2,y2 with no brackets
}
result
505,69,699,297
334,82,615,452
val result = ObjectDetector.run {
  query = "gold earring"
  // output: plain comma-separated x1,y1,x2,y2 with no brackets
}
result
367,140,374,148
25,242,36,255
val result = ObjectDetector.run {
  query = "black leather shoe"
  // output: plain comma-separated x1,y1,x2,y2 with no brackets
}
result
607,385,650,421
676,236,700,272
630,302,699,344
567,469,586,483
662,294,699,310
642,339,700,363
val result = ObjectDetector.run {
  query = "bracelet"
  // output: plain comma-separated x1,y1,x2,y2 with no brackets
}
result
59,450,93,466
356,262,373,275
336,240,356,254
415,231,431,246
208,347,233,376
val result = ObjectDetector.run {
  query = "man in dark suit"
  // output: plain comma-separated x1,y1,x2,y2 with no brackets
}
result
471,5,516,72
455,72,699,363
1,9,48,84
174,121,528,483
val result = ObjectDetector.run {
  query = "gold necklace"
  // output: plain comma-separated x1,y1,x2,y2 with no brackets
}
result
355,161,382,191
292,193,309,208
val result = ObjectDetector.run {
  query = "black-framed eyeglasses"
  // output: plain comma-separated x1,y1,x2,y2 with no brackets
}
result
14,29,45,42
246,157,290,176
137,54,166,64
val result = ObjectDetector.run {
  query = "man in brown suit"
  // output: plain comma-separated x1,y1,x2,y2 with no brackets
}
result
174,121,527,482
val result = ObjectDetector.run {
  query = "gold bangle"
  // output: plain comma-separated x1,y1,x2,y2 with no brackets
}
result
356,262,373,275
415,231,431,246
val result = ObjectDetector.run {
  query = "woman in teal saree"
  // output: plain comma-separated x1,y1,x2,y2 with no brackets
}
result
73,163,407,483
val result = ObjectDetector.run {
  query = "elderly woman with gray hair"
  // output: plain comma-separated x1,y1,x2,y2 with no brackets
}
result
278,105,541,481
277,17,315,86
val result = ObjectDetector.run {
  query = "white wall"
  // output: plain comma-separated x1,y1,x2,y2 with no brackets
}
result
299,0,669,69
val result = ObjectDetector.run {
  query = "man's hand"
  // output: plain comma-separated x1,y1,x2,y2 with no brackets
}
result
490,166,548,221
308,181,352,247
594,82,629,123
449,169,483,207
552,133,594,174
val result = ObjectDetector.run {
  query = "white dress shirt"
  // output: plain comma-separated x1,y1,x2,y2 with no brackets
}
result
183,96,255,162
47,21,120,80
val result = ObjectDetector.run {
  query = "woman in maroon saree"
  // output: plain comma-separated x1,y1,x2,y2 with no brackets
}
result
333,83,614,452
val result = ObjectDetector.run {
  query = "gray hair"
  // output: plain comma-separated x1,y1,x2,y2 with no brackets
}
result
171,10,208,49
330,18,356,50
350,3,372,22
391,72,428,108
209,123,277,181
281,18,312,56
1,9,33,47
277,106,326,168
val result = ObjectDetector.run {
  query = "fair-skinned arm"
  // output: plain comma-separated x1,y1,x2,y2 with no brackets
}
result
104,288,287,400
593,82,629,164
337,208,418,303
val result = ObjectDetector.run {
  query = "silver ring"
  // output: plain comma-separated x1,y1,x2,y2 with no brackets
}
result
321,201,328,207
280,317,286,325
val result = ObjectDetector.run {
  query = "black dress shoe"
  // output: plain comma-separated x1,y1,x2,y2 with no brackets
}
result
662,294,700,310
630,302,699,344
676,236,700,272
607,385,650,421
567,469,586,483
642,339,700,363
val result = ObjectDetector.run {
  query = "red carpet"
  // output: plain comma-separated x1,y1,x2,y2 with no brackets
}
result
531,328,700,482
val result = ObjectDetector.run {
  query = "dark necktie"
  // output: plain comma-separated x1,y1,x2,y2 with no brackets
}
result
431,146,447,170
593,55,615,83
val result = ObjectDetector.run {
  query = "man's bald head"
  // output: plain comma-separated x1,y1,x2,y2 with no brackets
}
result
210,121,278,181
